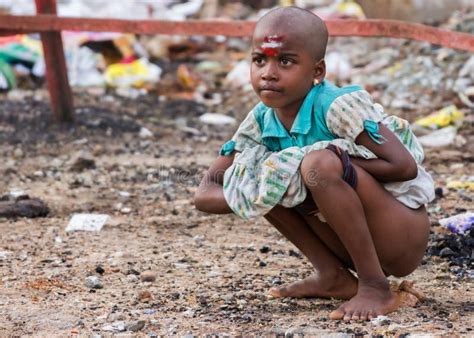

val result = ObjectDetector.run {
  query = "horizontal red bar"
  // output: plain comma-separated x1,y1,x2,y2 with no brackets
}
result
0,15,473,52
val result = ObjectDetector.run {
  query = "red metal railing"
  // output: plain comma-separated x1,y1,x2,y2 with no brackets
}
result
1,0,473,122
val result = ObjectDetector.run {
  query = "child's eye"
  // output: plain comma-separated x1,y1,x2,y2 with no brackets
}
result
280,58,293,66
252,56,265,65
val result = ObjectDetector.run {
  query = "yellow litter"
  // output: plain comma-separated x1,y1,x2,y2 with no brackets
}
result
414,105,464,129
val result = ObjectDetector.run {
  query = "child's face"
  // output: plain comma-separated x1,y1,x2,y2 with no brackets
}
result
250,29,324,116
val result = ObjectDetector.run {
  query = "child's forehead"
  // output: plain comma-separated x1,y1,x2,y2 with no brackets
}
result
252,29,307,52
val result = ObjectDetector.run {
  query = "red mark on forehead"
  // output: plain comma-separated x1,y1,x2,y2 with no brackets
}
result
261,35,283,56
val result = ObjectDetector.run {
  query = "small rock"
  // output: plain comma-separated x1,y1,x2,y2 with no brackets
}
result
102,321,125,332
138,290,153,302
259,245,270,253
13,148,24,159
95,266,105,275
141,271,157,282
85,275,103,289
126,320,146,332
107,312,125,322
139,127,154,139
435,187,444,198
127,274,139,283
440,247,455,257
371,315,391,326
71,152,96,172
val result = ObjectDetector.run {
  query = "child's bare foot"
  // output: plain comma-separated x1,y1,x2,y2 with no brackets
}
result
329,280,400,321
268,268,357,300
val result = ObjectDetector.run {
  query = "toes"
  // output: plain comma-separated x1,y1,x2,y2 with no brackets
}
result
367,311,377,321
351,311,361,321
359,311,369,321
329,305,346,320
343,311,353,321
268,286,285,298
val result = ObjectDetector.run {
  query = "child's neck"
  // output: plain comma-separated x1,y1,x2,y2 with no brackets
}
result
275,99,304,132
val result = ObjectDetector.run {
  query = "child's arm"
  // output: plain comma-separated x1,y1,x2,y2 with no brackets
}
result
350,123,418,183
193,153,235,214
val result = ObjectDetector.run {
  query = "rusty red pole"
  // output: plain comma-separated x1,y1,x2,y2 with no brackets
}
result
35,0,74,123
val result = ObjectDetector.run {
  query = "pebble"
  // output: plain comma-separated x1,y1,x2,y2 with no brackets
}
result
70,152,96,172
95,266,105,275
126,320,146,332
140,271,157,282
107,312,125,322
102,321,125,332
13,148,24,159
127,274,139,283
138,290,153,302
85,276,103,289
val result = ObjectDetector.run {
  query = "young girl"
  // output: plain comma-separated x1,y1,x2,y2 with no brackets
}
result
194,6,434,321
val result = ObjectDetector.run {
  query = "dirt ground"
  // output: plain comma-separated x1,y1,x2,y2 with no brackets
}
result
0,81,472,336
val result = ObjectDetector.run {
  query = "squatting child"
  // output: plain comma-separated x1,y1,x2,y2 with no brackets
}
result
194,6,434,321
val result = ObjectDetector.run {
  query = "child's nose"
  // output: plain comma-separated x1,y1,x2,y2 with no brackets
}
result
261,62,279,81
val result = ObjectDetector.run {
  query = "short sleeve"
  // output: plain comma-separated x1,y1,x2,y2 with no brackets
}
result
219,110,263,156
326,90,388,144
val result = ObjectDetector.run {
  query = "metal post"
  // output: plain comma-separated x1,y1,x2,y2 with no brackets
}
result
35,0,74,123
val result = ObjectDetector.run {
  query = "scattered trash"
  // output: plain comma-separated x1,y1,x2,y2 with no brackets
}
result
458,86,474,108
199,113,236,125
414,105,464,130
225,60,250,89
325,51,352,81
446,180,474,191
105,58,162,88
65,214,109,232
418,126,457,148
0,59,15,90
439,212,473,235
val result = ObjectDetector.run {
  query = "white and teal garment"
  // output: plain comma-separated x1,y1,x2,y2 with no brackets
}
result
221,81,435,220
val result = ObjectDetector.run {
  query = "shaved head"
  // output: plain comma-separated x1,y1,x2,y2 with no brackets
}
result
254,6,328,60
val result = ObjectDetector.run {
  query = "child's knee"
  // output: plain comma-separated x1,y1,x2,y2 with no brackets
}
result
300,149,342,186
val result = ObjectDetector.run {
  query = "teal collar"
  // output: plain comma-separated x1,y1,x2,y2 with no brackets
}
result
261,84,321,139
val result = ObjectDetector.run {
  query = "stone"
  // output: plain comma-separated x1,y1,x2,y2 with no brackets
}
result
140,271,157,282
71,152,96,172
138,290,152,302
85,275,103,289
126,320,146,332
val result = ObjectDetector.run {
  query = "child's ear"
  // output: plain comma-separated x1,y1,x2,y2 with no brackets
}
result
313,59,326,84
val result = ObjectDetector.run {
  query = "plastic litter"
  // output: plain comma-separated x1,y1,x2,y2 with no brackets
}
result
199,113,236,125
418,126,457,148
225,60,250,89
66,214,109,232
0,59,15,90
414,105,464,129
325,51,352,81
446,180,474,191
67,46,105,87
105,58,162,88
439,212,473,235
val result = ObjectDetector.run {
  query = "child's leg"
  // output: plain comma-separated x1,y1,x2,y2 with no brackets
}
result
264,205,357,300
299,149,430,321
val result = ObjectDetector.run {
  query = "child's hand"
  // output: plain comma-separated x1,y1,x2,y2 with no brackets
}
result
194,153,235,214
352,124,417,182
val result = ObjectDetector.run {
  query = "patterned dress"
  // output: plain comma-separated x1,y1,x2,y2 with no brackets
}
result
220,81,434,220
